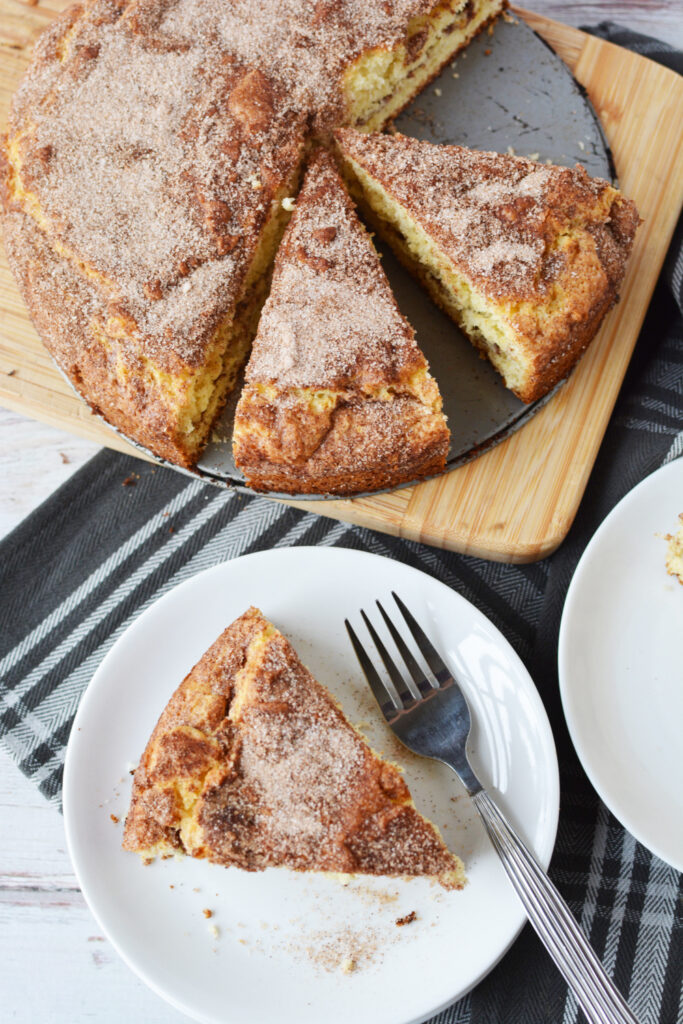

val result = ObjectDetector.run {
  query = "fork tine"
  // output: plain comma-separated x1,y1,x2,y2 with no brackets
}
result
359,610,416,709
344,619,401,718
376,600,434,699
391,592,452,687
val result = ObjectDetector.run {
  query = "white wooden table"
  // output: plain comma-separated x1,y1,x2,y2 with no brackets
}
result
1,4,680,1020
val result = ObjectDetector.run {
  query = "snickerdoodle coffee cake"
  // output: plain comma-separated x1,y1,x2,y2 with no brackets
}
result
123,607,465,888
336,129,640,403
2,0,502,470
233,151,449,495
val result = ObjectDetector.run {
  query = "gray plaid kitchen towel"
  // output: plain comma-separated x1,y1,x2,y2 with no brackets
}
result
0,22,681,1024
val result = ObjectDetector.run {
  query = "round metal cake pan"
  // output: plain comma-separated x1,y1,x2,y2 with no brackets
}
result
64,14,615,500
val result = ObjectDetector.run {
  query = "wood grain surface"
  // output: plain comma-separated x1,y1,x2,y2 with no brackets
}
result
1,2,682,561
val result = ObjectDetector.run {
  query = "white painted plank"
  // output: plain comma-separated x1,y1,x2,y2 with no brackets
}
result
0,408,99,540
0,750,74,882
1,890,188,1023
0,752,186,1022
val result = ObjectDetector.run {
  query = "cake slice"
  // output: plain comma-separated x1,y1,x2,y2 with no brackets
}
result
338,0,505,131
123,607,465,889
232,151,449,495
336,129,640,403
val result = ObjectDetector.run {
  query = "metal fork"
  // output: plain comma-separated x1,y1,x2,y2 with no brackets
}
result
345,593,640,1024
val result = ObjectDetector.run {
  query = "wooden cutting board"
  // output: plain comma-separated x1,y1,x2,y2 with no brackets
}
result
1,4,682,562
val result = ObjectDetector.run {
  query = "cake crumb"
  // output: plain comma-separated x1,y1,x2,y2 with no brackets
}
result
434,87,442,96
396,911,417,927
210,924,220,939
578,140,585,151
664,514,683,584
203,909,213,919
281,196,296,211
295,926,380,973
452,72,459,78
110,814,119,824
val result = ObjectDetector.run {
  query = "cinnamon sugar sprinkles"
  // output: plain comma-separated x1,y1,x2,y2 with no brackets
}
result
2,0,502,477
2,0,639,485
123,608,464,888
232,151,450,495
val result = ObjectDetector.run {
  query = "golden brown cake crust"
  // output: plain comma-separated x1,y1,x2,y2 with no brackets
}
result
1,0,499,470
1,201,190,466
4,4,309,371
123,608,464,887
233,393,450,495
1,0,507,471
336,128,640,403
233,150,449,495
2,0,315,464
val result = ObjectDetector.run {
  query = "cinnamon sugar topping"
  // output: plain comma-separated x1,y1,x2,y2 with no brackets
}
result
336,128,623,301
245,152,425,389
123,608,464,886
7,2,308,367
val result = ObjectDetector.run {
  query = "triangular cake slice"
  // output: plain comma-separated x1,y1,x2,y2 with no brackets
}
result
336,129,640,404
123,608,465,889
232,151,449,495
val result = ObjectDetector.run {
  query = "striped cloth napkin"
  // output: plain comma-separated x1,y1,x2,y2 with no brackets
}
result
0,22,680,1024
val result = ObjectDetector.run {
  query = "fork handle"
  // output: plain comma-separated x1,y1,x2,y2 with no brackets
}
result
471,789,640,1024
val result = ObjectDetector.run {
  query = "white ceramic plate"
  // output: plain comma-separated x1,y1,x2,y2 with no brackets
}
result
559,459,683,871
64,547,559,1024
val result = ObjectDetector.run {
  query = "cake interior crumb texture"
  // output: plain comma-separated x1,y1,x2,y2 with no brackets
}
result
123,607,465,890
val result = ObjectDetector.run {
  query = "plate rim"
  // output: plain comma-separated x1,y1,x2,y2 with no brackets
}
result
63,545,560,1024
558,459,683,871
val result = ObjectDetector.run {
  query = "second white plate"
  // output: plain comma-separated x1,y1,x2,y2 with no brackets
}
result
64,546,559,1024
559,459,683,871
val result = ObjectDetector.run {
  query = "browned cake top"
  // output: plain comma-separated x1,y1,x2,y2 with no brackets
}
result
336,128,640,305
161,0,453,129
4,0,312,370
123,608,462,884
245,150,426,390
4,0,458,372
